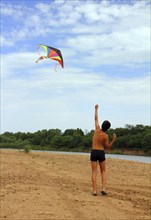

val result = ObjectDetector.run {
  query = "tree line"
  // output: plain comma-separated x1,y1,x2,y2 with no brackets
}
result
0,124,151,155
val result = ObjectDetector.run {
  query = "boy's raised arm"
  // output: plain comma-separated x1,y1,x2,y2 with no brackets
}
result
95,104,100,130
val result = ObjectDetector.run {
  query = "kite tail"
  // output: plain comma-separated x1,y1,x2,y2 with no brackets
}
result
35,56,47,63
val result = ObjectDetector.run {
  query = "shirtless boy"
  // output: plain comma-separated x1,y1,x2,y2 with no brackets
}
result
90,104,117,196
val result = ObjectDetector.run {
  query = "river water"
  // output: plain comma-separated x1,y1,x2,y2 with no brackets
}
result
41,150,151,164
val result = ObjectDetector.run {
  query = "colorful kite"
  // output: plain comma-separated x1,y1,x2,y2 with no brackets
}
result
35,44,64,68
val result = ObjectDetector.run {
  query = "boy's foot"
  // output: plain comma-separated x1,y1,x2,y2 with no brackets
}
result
101,191,108,196
91,192,97,196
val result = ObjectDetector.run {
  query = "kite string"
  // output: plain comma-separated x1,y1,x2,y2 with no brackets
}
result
38,46,41,55
55,63,59,72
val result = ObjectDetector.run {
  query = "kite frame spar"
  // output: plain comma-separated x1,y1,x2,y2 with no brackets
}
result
36,44,64,68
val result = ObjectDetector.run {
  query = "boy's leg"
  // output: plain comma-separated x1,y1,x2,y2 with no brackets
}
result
99,161,106,191
91,161,97,193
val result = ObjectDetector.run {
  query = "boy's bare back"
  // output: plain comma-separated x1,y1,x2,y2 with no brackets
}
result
92,104,116,150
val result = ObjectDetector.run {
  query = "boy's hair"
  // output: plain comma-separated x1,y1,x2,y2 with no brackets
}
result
101,120,111,132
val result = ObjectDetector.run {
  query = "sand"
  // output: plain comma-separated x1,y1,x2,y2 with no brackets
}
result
0,150,151,220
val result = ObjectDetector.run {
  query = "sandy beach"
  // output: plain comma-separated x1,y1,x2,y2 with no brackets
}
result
0,150,150,220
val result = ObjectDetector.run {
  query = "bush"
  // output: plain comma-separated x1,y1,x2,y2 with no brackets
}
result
23,144,32,153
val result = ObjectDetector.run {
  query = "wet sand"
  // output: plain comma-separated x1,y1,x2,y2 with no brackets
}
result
0,150,151,220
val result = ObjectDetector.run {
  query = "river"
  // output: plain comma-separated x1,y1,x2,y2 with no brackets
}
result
39,150,151,164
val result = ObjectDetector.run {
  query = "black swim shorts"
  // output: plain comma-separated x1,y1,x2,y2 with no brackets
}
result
90,150,105,162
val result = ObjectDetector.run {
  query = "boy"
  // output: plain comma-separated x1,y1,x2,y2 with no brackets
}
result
90,104,116,196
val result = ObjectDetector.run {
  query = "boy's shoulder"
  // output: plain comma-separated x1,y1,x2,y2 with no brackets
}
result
100,131,108,138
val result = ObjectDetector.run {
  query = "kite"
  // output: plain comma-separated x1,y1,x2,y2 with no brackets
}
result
35,44,64,69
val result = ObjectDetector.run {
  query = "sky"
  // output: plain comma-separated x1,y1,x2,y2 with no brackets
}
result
1,0,150,134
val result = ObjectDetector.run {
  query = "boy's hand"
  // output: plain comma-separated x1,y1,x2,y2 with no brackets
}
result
112,133,117,141
95,104,99,109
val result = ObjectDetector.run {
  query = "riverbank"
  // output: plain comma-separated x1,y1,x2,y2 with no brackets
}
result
1,150,151,220
1,146,151,157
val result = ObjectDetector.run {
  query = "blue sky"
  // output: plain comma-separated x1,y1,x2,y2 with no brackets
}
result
1,0,150,133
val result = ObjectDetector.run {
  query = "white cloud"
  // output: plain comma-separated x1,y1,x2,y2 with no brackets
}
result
1,1,150,48
0,35,14,46
1,3,24,17
1,52,36,78
35,3,52,13
64,25,150,66
1,52,150,132
1,72,150,132
24,15,41,27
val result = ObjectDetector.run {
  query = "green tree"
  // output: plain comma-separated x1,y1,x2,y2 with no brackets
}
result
32,131,43,145
62,136,74,148
83,135,92,148
141,133,151,150
63,128,84,136
50,135,64,149
72,133,83,148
